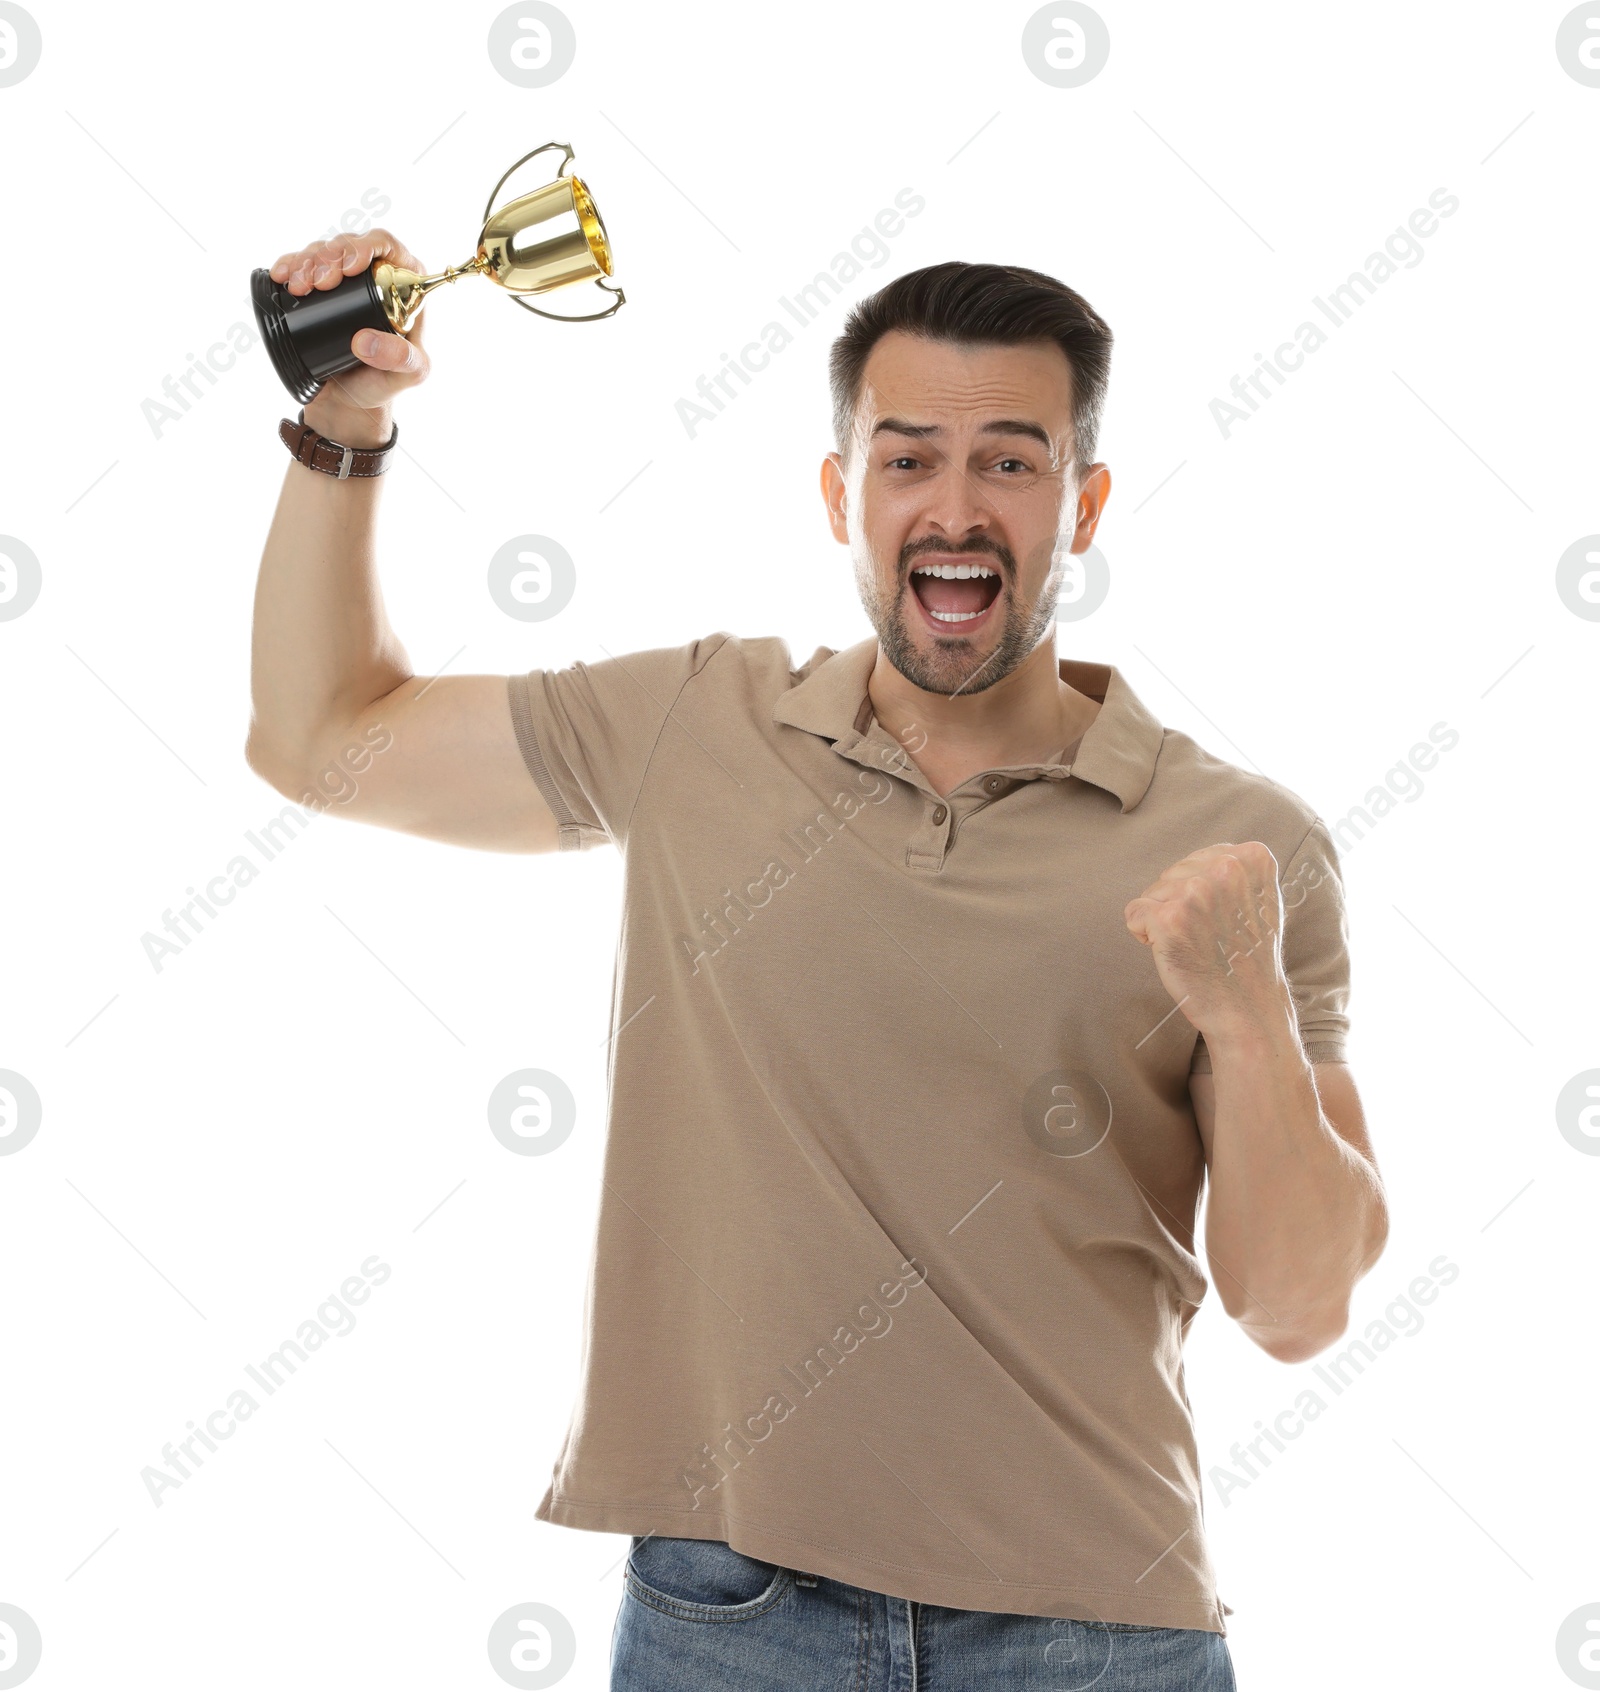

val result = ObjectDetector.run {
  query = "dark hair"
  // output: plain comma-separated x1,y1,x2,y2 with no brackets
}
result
828,261,1113,476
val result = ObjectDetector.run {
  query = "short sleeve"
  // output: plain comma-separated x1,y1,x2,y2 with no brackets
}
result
506,634,731,851
1190,816,1352,1072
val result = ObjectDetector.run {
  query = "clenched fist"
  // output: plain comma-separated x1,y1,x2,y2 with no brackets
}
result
267,228,433,445
1123,841,1292,1042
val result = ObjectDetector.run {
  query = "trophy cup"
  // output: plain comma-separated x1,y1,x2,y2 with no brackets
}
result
250,141,625,403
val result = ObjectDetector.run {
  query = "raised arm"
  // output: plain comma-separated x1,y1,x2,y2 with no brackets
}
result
243,228,559,853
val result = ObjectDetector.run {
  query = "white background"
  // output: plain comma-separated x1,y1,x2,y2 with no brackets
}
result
1,1,1596,1688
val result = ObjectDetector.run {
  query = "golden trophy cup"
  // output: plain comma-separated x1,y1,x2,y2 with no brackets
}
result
250,141,625,402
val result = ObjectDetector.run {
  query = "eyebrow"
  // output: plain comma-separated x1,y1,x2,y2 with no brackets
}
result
870,417,1054,450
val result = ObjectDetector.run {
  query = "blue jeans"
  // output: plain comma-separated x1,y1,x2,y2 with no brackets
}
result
610,1535,1236,1690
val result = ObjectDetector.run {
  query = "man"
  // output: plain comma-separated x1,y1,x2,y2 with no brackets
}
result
249,236,1388,1691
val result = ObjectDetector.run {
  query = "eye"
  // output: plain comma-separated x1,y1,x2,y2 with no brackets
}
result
994,457,1030,473
886,455,922,470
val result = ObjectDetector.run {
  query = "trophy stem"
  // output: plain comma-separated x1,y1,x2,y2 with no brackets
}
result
375,255,491,334
419,255,493,295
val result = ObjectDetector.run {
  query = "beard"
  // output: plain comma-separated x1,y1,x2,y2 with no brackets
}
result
855,534,1061,698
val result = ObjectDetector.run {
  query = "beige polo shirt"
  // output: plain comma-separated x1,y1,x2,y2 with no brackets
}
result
508,632,1351,1634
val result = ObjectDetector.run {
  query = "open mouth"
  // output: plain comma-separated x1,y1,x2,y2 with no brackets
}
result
907,559,1004,631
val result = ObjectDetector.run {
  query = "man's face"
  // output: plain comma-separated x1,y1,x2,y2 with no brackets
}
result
821,330,1109,697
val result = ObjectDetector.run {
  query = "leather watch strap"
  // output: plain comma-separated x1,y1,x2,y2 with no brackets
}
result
279,409,398,479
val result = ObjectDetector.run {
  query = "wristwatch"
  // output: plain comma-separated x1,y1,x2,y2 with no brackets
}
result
278,408,399,479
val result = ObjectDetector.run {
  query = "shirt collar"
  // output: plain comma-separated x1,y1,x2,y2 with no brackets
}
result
771,635,1165,813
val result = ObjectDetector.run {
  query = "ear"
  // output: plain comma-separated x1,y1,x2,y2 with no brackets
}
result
1065,463,1112,552
820,452,849,544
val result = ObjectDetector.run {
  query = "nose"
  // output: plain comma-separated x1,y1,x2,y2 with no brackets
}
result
915,454,996,542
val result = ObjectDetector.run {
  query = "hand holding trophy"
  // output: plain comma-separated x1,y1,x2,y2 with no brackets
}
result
262,228,435,433
250,141,624,418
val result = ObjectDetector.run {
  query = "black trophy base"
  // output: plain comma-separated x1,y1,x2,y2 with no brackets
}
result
251,266,394,404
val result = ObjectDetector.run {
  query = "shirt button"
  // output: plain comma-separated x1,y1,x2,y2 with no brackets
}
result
983,775,1007,795
930,804,948,824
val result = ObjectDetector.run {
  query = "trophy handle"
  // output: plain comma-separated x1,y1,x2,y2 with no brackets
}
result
482,141,578,225
508,279,627,322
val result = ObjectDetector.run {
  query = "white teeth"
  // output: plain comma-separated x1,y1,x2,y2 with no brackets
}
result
912,562,995,579
930,608,983,622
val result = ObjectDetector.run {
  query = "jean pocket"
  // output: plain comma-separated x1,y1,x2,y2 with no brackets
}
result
624,1535,792,1622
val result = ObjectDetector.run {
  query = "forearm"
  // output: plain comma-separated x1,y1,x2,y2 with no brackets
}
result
1203,1009,1386,1357
247,394,411,782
